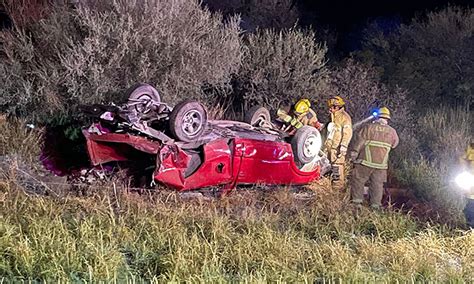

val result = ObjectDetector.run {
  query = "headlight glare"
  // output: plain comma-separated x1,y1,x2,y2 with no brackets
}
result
455,171,474,191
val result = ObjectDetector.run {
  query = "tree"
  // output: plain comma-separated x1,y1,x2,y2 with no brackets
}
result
233,28,328,114
357,6,474,109
0,0,243,123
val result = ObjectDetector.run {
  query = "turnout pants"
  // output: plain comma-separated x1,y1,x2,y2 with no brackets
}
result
328,148,346,190
350,163,387,207
464,198,474,228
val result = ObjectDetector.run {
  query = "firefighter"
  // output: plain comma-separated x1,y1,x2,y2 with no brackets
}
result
349,107,399,209
460,141,474,169
277,98,323,132
458,141,474,227
324,96,353,189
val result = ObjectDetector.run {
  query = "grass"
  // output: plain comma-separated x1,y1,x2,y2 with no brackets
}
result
0,117,43,165
0,117,473,281
0,179,473,282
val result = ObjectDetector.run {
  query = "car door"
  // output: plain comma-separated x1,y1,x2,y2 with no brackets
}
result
233,138,296,185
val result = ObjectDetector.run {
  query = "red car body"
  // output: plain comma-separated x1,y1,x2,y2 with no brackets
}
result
84,130,321,191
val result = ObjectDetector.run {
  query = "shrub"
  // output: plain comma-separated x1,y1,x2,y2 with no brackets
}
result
392,107,473,224
0,0,243,124
233,28,328,114
416,107,473,164
324,58,411,125
357,6,474,109
1,0,53,29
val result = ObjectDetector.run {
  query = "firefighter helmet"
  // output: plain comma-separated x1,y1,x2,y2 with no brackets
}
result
294,99,311,114
378,107,391,120
327,96,345,108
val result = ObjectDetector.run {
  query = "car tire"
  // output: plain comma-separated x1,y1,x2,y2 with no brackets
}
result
244,106,271,127
291,126,322,165
126,83,161,115
169,100,207,142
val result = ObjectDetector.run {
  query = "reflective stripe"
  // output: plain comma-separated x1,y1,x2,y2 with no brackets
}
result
361,140,392,169
290,117,303,129
364,141,372,164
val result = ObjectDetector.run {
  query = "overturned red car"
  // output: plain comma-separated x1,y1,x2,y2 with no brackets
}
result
82,84,329,191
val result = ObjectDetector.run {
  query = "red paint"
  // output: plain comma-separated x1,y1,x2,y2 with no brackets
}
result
84,132,321,191
154,144,191,189
155,139,235,190
154,138,320,191
83,130,161,165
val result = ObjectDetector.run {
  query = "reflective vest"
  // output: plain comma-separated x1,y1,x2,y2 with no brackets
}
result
462,144,474,168
277,108,319,129
352,120,399,170
325,108,352,150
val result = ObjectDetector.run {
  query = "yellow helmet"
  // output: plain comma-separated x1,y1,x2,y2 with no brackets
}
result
327,96,345,108
378,107,391,119
294,99,311,114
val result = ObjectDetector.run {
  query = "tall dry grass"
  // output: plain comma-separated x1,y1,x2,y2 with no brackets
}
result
393,107,473,225
0,178,472,282
0,104,472,282
0,117,43,165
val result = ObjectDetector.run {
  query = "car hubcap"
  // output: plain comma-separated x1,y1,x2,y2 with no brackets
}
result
303,134,320,158
181,110,203,136
134,94,153,114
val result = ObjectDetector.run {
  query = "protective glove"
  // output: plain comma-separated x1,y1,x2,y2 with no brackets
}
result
313,121,324,131
277,108,291,121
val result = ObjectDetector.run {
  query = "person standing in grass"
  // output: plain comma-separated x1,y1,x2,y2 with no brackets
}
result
459,140,474,227
324,96,353,189
349,107,399,209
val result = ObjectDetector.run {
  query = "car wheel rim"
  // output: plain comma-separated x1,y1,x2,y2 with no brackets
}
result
303,134,320,158
181,109,203,137
254,115,266,126
134,94,153,114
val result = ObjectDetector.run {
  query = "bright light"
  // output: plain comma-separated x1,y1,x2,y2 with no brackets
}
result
371,108,380,117
455,171,474,191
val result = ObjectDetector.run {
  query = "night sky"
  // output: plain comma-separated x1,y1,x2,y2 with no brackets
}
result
298,0,472,28
297,0,472,52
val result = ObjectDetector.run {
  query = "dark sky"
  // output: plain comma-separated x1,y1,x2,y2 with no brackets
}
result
296,0,472,53
298,0,472,29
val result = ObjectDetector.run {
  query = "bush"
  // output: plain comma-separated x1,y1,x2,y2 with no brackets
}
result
0,0,243,124
233,28,328,114
325,59,411,125
357,6,474,109
416,107,473,164
1,0,53,29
